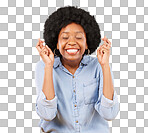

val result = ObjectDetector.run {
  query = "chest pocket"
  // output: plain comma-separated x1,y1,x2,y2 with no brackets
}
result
83,77,99,104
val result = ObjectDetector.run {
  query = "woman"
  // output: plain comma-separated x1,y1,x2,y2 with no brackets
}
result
35,6,119,133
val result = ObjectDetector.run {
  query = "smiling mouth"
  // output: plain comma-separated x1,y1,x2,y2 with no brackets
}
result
66,49,80,55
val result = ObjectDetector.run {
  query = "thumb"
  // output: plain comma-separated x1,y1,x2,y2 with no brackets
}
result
46,45,54,58
97,47,101,55
45,45,52,53
97,49,102,63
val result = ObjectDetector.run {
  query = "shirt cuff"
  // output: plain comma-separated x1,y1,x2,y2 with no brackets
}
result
37,90,58,108
101,90,118,108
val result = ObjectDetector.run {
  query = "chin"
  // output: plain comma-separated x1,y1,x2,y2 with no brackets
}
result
66,56,81,60
62,55,82,61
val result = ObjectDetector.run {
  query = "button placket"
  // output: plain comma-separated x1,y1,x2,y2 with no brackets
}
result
74,108,79,116
73,78,76,101
72,76,80,132
75,122,80,132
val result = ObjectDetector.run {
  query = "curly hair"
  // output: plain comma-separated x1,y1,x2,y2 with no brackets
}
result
43,5,101,57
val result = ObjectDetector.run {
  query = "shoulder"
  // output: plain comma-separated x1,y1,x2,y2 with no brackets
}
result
88,55,101,68
35,56,59,70
89,55,98,63
88,55,106,76
83,55,102,76
35,59,45,73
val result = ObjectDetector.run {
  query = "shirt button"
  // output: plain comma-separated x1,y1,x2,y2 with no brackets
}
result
76,120,78,123
74,104,77,107
73,89,76,92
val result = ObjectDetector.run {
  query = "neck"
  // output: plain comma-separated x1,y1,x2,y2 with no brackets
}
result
60,57,83,69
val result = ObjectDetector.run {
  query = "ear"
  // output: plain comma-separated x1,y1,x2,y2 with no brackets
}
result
85,43,88,49
57,43,59,49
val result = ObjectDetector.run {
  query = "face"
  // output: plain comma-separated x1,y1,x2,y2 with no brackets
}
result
57,22,88,62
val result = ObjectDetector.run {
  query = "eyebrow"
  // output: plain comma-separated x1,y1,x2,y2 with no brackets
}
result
60,31,84,35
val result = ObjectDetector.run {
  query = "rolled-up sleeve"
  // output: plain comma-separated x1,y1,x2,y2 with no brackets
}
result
101,89,118,108
95,63,119,121
35,60,58,121
37,90,58,107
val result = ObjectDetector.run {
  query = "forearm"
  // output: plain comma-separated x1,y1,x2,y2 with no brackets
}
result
102,64,114,100
95,63,119,120
42,65,55,100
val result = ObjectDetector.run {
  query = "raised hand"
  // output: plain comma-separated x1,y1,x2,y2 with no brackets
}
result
97,36,111,67
36,38,54,67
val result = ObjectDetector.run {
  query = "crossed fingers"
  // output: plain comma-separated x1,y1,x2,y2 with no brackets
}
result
36,38,49,55
36,38,44,52
101,36,111,53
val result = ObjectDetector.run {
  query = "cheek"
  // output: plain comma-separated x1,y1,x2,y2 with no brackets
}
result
58,41,65,49
59,36,68,43
82,40,87,49
58,40,67,47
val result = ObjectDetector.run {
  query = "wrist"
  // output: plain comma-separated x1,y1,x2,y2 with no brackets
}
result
101,63,110,70
44,64,53,70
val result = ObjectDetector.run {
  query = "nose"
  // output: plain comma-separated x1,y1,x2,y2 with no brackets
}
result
68,42,76,45
67,35,77,45
68,36,76,45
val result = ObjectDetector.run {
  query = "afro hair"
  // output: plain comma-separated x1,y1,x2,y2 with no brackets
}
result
43,6,101,57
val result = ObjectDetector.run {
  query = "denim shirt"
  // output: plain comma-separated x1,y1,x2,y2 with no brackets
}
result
35,55,119,133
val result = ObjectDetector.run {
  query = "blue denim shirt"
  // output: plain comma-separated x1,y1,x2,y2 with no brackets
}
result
35,55,119,133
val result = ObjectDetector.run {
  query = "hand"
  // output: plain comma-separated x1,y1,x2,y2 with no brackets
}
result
36,38,54,67
97,36,111,67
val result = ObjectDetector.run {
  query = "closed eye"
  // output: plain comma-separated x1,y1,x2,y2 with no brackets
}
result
63,37,68,39
76,37,82,39
62,37,82,39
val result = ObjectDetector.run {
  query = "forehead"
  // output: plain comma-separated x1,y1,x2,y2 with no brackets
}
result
59,23,85,35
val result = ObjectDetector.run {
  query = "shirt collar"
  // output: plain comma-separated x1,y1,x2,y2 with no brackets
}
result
53,55,90,69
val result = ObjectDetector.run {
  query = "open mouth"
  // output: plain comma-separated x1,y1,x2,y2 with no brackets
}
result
65,49,80,55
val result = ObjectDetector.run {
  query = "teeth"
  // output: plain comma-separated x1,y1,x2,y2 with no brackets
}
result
66,49,78,53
